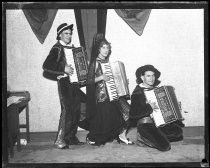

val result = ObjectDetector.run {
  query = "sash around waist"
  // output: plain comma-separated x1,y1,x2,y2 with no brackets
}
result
57,74,68,80
137,116,153,125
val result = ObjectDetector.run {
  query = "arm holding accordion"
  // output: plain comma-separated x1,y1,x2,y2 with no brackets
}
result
42,45,67,81
43,45,88,86
144,85,184,127
100,61,130,101
65,47,88,85
100,61,131,121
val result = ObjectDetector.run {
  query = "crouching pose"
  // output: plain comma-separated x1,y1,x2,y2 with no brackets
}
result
127,64,184,151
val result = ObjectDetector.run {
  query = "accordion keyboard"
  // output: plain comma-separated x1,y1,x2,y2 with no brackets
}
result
64,48,79,83
100,62,118,101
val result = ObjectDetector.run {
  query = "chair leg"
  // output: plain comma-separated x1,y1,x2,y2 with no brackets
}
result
8,134,14,158
9,146,14,158
26,104,30,142
17,117,21,152
16,134,21,151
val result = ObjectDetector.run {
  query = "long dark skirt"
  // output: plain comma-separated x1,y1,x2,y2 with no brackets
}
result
87,100,126,145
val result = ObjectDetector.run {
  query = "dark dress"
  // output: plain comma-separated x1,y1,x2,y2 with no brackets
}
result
86,61,126,145
128,85,184,151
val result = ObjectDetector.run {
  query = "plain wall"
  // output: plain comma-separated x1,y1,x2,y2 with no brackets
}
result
106,9,204,127
6,9,81,132
6,9,204,132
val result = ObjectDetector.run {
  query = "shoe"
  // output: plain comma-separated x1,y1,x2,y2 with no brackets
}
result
117,137,134,145
68,137,85,145
86,137,96,145
54,129,69,149
54,141,69,149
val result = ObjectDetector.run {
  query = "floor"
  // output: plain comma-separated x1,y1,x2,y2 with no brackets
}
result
4,126,206,167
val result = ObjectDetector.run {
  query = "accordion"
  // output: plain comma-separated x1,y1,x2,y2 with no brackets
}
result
100,61,130,101
64,46,88,85
144,85,184,127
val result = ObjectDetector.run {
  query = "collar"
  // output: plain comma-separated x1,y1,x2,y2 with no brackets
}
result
59,40,74,47
96,58,108,63
139,83,155,91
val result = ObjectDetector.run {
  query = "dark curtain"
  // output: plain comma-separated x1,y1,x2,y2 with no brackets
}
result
23,9,58,44
74,9,107,61
97,9,107,34
74,9,150,61
115,9,151,36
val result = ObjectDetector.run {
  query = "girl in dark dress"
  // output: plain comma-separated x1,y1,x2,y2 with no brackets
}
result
81,33,133,146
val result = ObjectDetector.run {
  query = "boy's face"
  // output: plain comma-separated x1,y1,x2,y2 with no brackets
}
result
59,29,72,44
141,71,155,87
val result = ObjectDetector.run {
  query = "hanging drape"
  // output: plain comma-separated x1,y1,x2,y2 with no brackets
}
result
23,9,58,44
74,9,107,61
115,9,151,36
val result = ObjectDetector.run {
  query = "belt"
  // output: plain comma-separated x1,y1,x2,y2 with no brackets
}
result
57,74,68,80
137,116,153,125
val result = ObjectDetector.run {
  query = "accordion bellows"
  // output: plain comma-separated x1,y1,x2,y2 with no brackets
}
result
64,46,88,85
144,85,184,127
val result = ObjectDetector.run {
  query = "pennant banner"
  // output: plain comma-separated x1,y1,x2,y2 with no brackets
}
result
115,9,151,36
23,9,58,44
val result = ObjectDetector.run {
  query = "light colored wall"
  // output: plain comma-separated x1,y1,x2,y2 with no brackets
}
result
6,9,81,132
106,9,204,127
6,9,204,132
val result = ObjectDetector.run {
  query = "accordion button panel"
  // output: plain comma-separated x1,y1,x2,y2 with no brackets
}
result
64,48,79,83
100,62,118,101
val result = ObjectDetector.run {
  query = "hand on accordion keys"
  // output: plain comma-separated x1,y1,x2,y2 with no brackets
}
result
95,74,110,83
101,74,110,82
64,64,74,76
